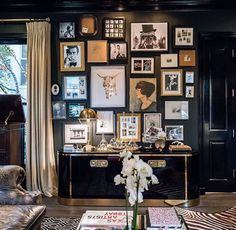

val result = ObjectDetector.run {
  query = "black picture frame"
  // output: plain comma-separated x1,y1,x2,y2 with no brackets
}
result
79,14,98,36
173,26,194,48
59,22,75,39
109,42,128,61
102,17,126,40
68,102,86,118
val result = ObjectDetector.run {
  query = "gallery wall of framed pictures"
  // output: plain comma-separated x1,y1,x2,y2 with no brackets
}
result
52,12,198,149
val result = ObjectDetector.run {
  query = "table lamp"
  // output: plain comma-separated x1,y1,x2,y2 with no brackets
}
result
79,108,97,151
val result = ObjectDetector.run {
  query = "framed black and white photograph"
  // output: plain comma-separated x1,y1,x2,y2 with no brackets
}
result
117,113,141,142
131,57,154,74
130,78,157,112
160,54,178,68
68,103,86,118
63,75,87,100
174,27,194,47
186,86,194,98
60,42,85,71
90,66,126,108
165,101,189,119
59,22,75,39
110,42,127,61
131,23,168,51
161,69,183,96
96,111,114,134
143,113,162,143
165,125,184,141
64,123,88,144
185,71,194,83
103,17,125,39
52,101,66,119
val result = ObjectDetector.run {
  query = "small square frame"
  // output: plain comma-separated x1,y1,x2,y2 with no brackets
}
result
160,54,178,68
52,101,66,119
165,101,189,120
64,123,88,144
68,102,86,118
96,111,114,134
87,40,108,63
59,22,75,39
131,57,155,74
109,42,128,61
174,27,194,47
185,71,194,83
79,14,98,36
103,17,126,39
179,50,196,67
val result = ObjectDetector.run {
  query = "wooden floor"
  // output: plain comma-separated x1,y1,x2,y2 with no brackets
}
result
43,192,236,217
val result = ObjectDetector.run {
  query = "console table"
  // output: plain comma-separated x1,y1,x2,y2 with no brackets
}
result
57,150,199,207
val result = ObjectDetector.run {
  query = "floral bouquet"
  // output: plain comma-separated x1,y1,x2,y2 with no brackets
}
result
114,150,159,230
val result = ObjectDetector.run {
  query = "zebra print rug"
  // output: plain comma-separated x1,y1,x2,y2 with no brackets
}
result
176,206,236,230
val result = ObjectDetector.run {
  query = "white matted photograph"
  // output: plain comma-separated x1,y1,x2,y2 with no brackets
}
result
63,75,87,100
59,22,75,39
52,101,66,119
131,23,168,51
186,86,194,98
64,124,88,144
165,125,184,141
143,113,162,143
160,54,178,68
185,71,194,83
165,101,189,119
90,66,126,108
131,57,154,74
96,111,114,134
174,27,194,47
110,42,127,60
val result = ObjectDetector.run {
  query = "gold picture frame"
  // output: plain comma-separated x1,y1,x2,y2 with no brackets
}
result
179,50,196,66
87,40,108,63
161,69,183,96
60,42,85,72
117,113,141,142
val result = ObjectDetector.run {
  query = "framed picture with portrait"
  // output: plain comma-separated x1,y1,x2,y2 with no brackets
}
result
68,102,86,118
161,69,183,96
143,113,162,143
60,42,85,72
90,65,126,108
131,22,168,51
87,40,108,63
59,22,75,39
103,17,125,39
52,101,66,119
130,78,157,112
160,54,178,68
131,57,154,74
117,113,141,142
109,42,127,61
179,50,196,66
63,75,87,100
174,27,194,47
96,111,114,134
165,125,184,141
64,123,88,144
165,101,189,120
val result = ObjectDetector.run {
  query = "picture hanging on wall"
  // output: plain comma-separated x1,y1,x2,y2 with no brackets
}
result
131,22,168,51
52,101,66,119
185,71,194,83
179,50,196,66
109,42,128,61
60,42,85,72
130,78,157,112
174,27,194,47
103,17,125,39
161,69,183,96
68,102,86,118
165,101,189,120
87,40,108,63
186,86,194,98
64,123,88,144
165,125,184,141
131,57,155,74
96,111,114,134
79,14,98,36
160,54,178,68
59,22,75,39
90,66,126,108
63,75,87,100
117,113,141,142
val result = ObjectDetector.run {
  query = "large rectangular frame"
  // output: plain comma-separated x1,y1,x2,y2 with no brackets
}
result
165,125,184,141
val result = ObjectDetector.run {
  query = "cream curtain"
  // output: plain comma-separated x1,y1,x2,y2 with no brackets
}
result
26,21,58,196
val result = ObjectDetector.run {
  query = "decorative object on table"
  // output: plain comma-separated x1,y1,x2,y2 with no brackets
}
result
87,40,108,63
169,141,192,152
68,103,86,118
114,150,159,230
160,69,183,96
165,125,184,141
109,42,128,61
173,27,194,48
129,78,157,112
90,65,126,108
186,86,194,98
154,129,167,151
60,41,85,71
131,57,155,74
160,54,178,68
103,17,125,39
79,14,98,36
96,111,114,134
63,75,87,100
52,101,66,119
131,23,168,51
64,123,88,144
179,50,196,67
59,22,75,39
165,101,189,120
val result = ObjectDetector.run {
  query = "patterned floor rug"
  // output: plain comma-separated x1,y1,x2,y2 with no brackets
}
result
41,216,81,230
